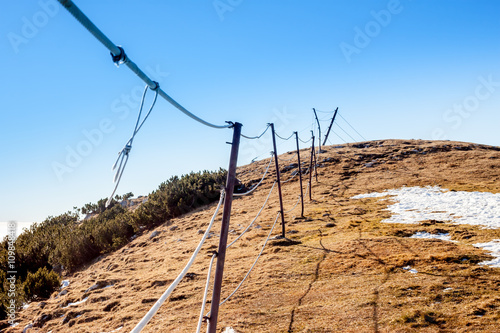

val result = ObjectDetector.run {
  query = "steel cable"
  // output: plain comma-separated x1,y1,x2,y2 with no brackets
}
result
234,155,274,197
334,122,357,142
130,191,225,333
196,252,216,333
241,124,270,140
284,194,302,213
282,170,299,184
228,182,276,248
205,212,281,318
275,132,294,141
280,152,298,162
338,113,366,141
57,0,230,130
106,85,158,207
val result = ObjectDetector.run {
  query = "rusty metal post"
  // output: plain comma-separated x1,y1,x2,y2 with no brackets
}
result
294,132,304,218
313,140,318,182
207,122,242,333
309,132,314,201
323,107,338,146
270,123,286,238
313,108,321,153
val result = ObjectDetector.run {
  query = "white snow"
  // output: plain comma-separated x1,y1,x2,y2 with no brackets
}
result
224,328,237,333
410,231,453,242
352,186,500,268
100,327,123,333
402,266,418,274
473,240,500,267
352,186,500,228
61,280,70,288
64,297,89,308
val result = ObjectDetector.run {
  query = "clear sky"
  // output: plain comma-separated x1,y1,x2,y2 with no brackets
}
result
1,0,499,228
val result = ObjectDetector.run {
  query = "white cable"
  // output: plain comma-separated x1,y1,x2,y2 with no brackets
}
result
241,124,270,140
228,182,276,248
282,170,299,184
298,136,312,144
220,212,280,306
338,113,366,141
206,212,281,319
130,191,225,333
275,132,294,141
233,155,273,197
57,0,230,130
284,194,302,213
106,85,158,207
280,152,297,162
334,122,357,142
195,253,217,333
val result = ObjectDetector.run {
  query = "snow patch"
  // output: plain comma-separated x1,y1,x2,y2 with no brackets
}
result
352,186,500,228
61,280,70,288
474,239,500,267
402,266,418,274
410,231,452,242
65,297,89,308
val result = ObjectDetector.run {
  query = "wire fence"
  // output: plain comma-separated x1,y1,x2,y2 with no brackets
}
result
50,3,370,332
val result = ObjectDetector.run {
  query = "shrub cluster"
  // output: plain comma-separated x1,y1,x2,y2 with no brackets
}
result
0,169,226,319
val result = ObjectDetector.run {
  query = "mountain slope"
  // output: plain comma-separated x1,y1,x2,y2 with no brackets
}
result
6,139,500,332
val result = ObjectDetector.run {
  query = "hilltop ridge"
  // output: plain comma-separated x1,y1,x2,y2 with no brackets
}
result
5,139,500,332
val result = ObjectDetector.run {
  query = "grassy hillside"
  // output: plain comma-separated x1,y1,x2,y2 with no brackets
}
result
3,139,500,332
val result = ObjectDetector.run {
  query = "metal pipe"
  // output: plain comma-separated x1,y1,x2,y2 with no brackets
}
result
207,122,242,333
313,108,321,153
270,123,286,238
309,133,314,201
294,132,304,218
323,107,338,146
313,140,318,182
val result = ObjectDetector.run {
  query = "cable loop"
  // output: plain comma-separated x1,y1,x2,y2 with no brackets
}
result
106,85,159,207
298,136,312,144
234,156,274,197
275,132,294,141
241,124,270,140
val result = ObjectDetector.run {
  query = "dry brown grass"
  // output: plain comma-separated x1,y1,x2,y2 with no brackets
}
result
4,139,500,332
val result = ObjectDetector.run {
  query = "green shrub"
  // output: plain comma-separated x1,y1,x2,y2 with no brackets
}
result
22,267,60,301
0,167,227,304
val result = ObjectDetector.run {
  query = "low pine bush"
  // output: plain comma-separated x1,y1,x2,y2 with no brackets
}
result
22,267,60,301
0,169,227,313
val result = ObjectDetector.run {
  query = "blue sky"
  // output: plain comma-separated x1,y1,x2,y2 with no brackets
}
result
1,0,499,229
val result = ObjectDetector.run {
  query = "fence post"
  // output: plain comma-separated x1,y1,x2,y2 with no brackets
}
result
309,132,314,201
313,139,318,182
269,123,286,238
207,122,242,333
323,107,338,146
313,108,321,153
294,132,304,218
